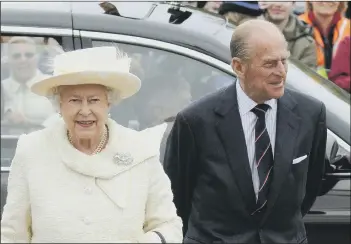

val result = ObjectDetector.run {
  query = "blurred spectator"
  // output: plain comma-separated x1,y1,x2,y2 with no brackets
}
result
218,1,263,26
328,36,350,92
299,1,350,77
263,2,317,69
137,73,192,129
197,1,222,14
37,37,65,74
346,1,350,19
1,36,55,125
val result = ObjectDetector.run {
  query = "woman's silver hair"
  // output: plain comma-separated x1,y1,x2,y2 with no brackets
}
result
48,86,120,112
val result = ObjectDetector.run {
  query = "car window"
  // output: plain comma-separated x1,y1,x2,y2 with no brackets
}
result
1,35,68,138
91,39,234,158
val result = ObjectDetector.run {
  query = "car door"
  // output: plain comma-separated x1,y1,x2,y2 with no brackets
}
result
0,25,75,215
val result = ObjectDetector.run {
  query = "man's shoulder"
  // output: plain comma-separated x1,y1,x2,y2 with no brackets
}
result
286,88,324,113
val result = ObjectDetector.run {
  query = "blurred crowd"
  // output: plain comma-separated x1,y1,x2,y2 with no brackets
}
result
184,1,351,92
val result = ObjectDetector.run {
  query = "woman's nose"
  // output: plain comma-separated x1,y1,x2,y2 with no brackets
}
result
80,101,91,115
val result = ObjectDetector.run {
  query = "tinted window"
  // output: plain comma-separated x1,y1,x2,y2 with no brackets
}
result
1,35,68,146
91,40,233,158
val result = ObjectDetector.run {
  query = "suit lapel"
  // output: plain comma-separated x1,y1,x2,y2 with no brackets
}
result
261,90,301,225
214,82,257,213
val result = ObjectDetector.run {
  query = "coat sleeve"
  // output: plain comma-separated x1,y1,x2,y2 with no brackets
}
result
1,135,32,243
328,36,351,92
301,102,327,216
163,112,198,235
297,38,318,70
136,156,183,243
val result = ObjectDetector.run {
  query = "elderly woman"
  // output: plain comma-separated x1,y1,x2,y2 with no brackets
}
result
1,47,182,243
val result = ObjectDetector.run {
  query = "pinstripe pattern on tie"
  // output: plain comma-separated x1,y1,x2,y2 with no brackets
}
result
251,104,274,214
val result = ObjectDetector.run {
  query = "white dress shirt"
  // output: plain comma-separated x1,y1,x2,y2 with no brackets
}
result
236,81,277,200
2,70,55,125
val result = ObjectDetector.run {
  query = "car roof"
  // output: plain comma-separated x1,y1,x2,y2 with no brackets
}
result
1,1,233,63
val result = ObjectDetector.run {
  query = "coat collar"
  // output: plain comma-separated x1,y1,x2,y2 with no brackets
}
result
49,118,161,179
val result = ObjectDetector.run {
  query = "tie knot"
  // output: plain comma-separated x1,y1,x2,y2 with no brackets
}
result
251,104,270,117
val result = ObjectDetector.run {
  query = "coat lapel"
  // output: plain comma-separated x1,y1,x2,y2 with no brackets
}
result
261,90,301,225
214,83,257,213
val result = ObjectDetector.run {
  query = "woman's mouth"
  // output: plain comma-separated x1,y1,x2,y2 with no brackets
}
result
76,121,96,128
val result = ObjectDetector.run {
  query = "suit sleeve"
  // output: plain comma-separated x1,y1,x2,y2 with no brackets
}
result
1,135,32,243
301,102,327,216
137,156,183,243
163,112,198,235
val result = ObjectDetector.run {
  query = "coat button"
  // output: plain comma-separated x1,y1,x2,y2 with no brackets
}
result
84,187,92,194
83,217,91,225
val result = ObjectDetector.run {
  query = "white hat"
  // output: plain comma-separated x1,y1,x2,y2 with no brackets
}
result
31,46,141,99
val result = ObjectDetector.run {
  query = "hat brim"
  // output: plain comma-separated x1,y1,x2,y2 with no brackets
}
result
31,71,141,100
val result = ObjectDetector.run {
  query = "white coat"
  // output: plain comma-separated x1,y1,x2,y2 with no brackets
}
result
1,118,182,243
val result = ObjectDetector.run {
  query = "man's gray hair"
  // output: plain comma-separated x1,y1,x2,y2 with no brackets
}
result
230,30,251,61
49,86,120,112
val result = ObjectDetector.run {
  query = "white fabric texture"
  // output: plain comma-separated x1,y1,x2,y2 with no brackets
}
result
1,118,182,243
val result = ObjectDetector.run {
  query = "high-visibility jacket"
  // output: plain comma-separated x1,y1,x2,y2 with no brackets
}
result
299,13,350,70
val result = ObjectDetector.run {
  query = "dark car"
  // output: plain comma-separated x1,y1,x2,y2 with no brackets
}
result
1,2,350,244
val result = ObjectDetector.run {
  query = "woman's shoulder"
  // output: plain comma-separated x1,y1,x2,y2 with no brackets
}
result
108,120,167,164
15,127,51,154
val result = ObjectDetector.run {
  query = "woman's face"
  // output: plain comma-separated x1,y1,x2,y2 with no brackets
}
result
59,84,110,140
311,1,340,17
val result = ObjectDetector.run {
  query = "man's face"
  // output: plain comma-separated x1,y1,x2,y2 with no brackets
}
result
266,1,294,22
233,33,290,103
8,42,38,82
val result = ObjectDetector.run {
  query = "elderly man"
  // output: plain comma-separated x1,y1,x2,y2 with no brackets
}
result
2,36,55,126
164,19,327,243
263,1,317,69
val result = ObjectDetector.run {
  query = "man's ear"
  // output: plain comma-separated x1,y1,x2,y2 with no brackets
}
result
231,57,245,77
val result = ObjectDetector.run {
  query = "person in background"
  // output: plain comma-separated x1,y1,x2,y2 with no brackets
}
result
197,1,223,14
328,36,350,92
218,1,263,26
263,1,317,69
299,1,350,78
1,36,55,126
137,73,192,130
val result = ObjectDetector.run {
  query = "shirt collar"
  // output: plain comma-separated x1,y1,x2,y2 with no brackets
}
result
236,80,277,116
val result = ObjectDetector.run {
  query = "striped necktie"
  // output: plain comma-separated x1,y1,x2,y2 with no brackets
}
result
251,104,274,215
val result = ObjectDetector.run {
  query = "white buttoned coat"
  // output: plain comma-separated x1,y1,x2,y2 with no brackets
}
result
1,119,182,243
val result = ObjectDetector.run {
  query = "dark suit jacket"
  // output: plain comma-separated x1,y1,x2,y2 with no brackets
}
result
163,82,327,244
